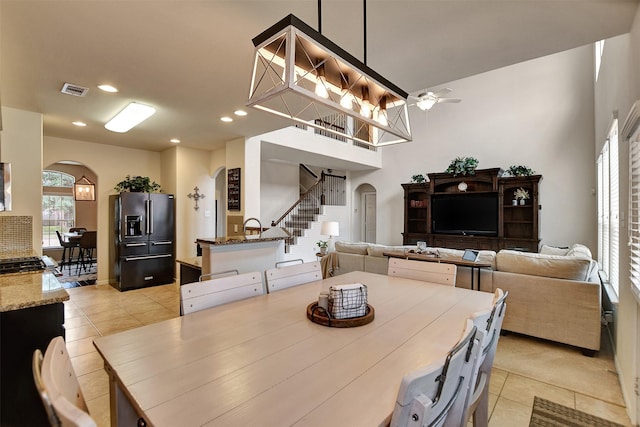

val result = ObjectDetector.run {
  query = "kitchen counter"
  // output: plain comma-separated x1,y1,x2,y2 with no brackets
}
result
0,271,68,312
196,236,286,277
0,271,68,425
196,236,286,246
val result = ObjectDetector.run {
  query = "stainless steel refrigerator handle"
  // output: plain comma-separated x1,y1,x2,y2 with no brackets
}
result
124,242,147,247
145,199,150,235
151,241,173,245
124,254,172,262
149,199,154,234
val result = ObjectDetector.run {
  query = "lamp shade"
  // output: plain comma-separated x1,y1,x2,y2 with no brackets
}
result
321,221,339,237
248,14,412,147
74,176,95,201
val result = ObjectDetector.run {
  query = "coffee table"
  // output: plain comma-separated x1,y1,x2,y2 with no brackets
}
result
384,251,492,290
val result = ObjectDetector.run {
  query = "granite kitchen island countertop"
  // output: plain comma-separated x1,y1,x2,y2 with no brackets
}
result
0,272,68,312
196,236,286,246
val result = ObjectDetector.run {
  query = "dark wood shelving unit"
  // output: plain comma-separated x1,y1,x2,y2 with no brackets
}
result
402,168,542,252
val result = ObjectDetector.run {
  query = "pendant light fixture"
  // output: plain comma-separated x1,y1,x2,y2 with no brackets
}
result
74,172,95,201
247,5,412,147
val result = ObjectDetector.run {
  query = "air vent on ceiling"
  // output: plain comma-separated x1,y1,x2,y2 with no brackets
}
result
60,83,88,97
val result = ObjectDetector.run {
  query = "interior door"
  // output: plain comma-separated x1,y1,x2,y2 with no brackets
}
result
363,192,376,243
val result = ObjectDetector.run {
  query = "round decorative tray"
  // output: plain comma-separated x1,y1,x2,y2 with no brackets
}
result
306,302,375,328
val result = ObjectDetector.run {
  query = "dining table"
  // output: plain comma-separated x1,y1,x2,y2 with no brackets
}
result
93,271,494,427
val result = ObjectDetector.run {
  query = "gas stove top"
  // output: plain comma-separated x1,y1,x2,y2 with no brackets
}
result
0,256,46,274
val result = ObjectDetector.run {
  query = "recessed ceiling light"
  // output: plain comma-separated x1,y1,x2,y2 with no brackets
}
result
170,138,181,144
221,116,233,122
234,110,247,116
72,121,87,127
98,84,119,93
105,102,156,133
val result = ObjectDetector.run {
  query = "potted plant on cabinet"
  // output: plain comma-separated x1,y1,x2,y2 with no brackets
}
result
445,157,479,177
114,175,161,193
514,187,530,205
506,165,535,177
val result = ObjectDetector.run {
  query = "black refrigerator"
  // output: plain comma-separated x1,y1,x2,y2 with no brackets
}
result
109,192,175,291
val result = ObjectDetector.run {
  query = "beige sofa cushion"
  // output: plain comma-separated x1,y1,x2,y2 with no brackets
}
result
496,250,593,281
539,245,570,256
426,247,497,270
566,243,593,259
335,241,369,255
367,244,412,258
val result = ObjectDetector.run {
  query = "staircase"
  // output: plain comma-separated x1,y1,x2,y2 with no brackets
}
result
271,169,346,253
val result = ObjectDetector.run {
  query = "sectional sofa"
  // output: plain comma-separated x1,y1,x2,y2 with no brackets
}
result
331,241,602,354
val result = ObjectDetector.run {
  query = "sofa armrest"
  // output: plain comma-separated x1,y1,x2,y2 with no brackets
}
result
492,271,601,351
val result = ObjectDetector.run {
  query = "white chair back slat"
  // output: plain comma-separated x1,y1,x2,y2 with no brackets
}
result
388,258,457,286
390,320,483,427
181,271,264,315
265,261,322,293
39,336,97,427
463,288,508,427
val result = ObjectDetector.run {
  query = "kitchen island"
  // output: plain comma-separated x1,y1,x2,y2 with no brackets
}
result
196,236,286,278
0,272,68,426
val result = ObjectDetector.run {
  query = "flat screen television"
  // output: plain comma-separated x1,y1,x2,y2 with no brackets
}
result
431,193,498,236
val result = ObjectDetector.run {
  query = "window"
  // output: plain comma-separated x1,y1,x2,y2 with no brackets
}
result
595,40,605,82
42,170,75,247
598,119,619,295
630,136,640,301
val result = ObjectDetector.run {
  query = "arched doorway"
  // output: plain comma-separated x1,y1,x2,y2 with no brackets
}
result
354,183,377,243
213,167,227,238
42,161,98,281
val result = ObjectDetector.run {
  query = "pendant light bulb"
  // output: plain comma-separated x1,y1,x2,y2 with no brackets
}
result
340,75,354,109
360,86,372,118
315,62,329,99
377,96,388,126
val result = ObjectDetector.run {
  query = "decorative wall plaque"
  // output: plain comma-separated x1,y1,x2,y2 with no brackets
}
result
227,168,241,211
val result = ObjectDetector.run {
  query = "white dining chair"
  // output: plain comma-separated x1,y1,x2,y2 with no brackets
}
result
35,336,97,427
390,319,484,427
180,271,264,315
463,288,508,427
265,260,322,293
388,258,457,286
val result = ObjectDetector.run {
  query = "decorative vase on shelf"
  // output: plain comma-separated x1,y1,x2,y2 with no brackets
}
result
519,199,525,205
512,200,518,206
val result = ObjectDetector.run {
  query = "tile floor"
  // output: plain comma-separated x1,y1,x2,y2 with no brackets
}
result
63,282,633,427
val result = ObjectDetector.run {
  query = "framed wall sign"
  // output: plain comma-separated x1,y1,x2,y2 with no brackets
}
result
227,168,241,211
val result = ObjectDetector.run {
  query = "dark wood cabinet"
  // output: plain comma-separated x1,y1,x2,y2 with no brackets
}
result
402,168,542,252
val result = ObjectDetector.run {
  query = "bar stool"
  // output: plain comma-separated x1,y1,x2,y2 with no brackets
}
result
75,231,96,274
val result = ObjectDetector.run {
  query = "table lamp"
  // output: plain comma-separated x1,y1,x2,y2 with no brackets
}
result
321,221,339,252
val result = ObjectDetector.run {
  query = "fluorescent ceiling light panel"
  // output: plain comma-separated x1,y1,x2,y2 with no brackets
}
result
105,102,156,133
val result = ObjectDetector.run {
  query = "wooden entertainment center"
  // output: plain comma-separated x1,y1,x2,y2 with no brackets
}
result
402,168,542,252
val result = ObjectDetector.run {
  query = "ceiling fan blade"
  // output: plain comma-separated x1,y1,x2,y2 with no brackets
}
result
437,98,462,104
431,87,452,97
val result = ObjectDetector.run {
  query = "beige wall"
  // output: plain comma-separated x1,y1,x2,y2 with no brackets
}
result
225,138,245,230
351,45,597,252
44,135,162,284
0,107,43,253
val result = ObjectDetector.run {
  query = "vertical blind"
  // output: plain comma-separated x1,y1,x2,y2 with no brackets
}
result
629,138,640,298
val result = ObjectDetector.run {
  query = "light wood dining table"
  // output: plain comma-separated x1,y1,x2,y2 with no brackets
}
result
93,271,493,427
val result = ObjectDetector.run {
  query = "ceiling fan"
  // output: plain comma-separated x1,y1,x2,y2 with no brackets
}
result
410,88,461,111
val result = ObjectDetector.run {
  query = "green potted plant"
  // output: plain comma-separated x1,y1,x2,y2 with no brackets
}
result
445,157,479,177
506,165,535,177
316,240,328,255
411,174,426,184
114,175,161,193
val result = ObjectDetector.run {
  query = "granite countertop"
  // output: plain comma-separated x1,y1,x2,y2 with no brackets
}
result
196,236,286,245
176,256,202,269
0,272,69,312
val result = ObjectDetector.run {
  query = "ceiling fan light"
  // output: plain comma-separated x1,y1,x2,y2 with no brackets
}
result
105,102,156,133
417,98,437,111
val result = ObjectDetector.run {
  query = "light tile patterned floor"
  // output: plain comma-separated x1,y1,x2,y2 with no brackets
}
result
62,283,632,427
